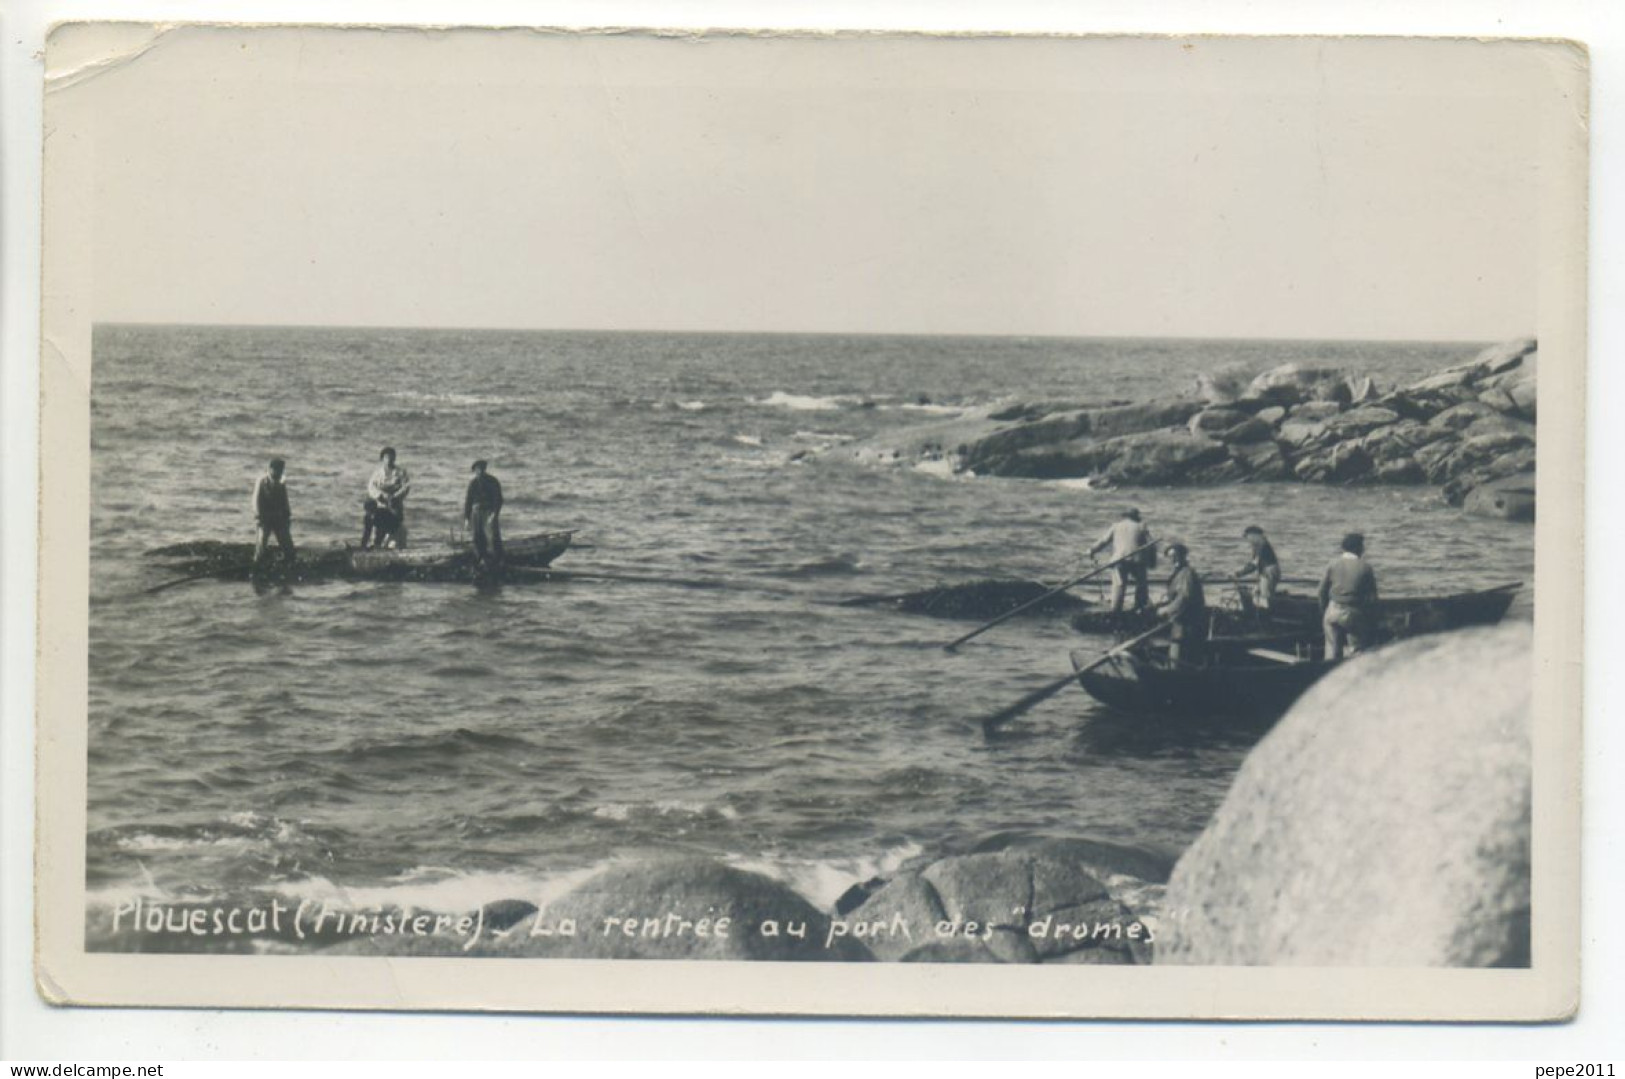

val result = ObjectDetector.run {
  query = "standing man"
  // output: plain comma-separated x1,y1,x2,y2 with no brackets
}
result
1318,532,1379,660
464,459,505,568
362,446,412,550
1156,542,1207,667
1237,525,1282,611
251,457,295,569
1089,507,1155,614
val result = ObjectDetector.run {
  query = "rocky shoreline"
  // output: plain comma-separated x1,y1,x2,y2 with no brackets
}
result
843,338,1538,521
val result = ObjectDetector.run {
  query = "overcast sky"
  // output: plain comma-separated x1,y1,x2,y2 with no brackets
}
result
58,27,1564,339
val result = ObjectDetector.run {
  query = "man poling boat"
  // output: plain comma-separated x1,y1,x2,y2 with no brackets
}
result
464,459,505,570
1087,507,1156,614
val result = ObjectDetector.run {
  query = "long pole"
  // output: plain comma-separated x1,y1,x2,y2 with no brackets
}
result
981,619,1172,734
944,539,1157,652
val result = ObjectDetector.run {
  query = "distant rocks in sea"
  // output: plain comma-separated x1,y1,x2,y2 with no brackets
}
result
1156,624,1533,967
844,338,1538,519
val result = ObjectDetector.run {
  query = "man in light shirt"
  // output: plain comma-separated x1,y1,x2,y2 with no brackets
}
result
1318,532,1379,660
1088,507,1155,613
362,446,412,550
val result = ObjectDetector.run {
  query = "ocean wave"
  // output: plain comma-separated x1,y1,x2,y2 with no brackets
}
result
266,864,604,914
388,391,515,407
792,430,857,443
773,553,864,577
591,800,741,823
725,841,926,910
753,391,869,412
912,458,965,480
88,811,349,868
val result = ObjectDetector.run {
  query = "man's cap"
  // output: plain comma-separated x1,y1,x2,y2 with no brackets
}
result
1341,531,1366,553
1164,542,1188,558
269,457,285,469
1243,525,1264,536
471,459,488,472
1125,507,1142,521
380,446,396,459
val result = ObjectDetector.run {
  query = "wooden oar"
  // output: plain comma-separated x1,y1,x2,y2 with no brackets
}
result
944,539,1157,652
143,570,220,595
981,619,1172,735
508,566,736,591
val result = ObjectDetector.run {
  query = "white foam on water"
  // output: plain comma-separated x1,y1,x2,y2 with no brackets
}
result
388,391,512,407
754,391,865,411
676,400,708,411
113,833,254,854
911,458,966,480
888,402,966,416
731,434,764,447
726,840,926,910
267,865,604,913
592,799,741,823
792,430,856,443
1049,476,1103,491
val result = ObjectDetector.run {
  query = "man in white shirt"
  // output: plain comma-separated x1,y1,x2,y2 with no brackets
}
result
362,446,412,549
1088,507,1155,613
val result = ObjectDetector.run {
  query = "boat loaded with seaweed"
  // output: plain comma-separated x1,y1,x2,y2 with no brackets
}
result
144,530,574,585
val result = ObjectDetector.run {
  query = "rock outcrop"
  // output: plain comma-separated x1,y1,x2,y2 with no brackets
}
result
322,857,876,961
1156,624,1532,967
843,837,1168,964
848,339,1538,515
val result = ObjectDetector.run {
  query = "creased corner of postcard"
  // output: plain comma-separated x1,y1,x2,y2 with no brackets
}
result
45,22,173,93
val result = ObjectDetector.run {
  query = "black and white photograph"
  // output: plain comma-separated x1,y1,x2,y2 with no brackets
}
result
34,24,1585,1018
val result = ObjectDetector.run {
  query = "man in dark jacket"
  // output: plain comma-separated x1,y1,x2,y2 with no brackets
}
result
464,459,505,567
1156,542,1207,666
251,457,295,567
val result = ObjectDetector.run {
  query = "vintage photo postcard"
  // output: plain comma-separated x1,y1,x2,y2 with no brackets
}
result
36,25,1585,1019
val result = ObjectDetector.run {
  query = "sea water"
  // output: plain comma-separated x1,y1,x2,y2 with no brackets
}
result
86,326,1534,936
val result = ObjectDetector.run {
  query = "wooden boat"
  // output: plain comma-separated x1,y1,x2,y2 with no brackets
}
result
347,531,573,578
145,530,573,584
1071,638,1334,720
1068,582,1521,643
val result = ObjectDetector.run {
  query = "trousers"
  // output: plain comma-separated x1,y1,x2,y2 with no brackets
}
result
1323,600,1369,661
470,506,504,564
254,521,294,566
1107,562,1150,613
1255,564,1281,609
363,499,408,549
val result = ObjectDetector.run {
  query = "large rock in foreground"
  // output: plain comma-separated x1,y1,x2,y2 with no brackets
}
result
324,857,874,961
846,838,1166,964
1158,625,1532,967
